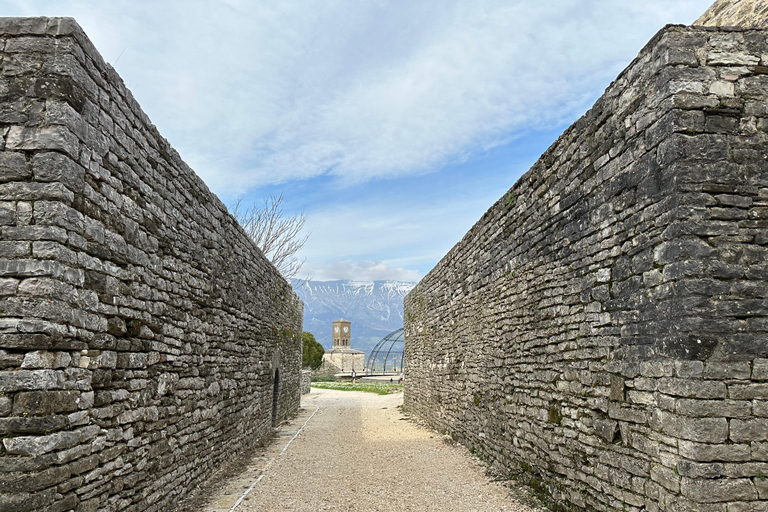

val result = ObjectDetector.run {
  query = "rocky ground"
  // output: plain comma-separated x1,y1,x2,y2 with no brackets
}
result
186,388,546,512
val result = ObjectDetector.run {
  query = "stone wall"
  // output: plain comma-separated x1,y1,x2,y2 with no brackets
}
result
404,25,768,512
0,17,303,512
301,369,311,394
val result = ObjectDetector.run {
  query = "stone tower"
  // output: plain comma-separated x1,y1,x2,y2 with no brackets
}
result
332,318,351,348
321,318,365,373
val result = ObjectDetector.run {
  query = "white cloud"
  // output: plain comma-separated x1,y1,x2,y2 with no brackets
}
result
302,260,420,282
5,0,713,196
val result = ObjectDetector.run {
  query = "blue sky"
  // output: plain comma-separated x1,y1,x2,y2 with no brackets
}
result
4,0,714,281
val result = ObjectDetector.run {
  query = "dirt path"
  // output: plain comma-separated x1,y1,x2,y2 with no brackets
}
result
192,388,544,512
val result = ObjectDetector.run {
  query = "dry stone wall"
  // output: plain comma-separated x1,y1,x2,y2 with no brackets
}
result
405,25,768,512
0,17,303,512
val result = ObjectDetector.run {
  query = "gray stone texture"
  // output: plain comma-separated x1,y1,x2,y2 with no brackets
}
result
696,0,768,27
404,25,768,512
0,17,303,512
300,369,311,395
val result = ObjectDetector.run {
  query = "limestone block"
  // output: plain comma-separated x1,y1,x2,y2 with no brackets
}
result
0,202,15,226
707,51,760,66
0,349,23,369
709,80,735,96
0,369,60,392
680,476,757,502
0,151,30,182
731,419,768,442
3,430,80,456
676,399,752,418
5,126,79,159
657,378,727,399
753,359,768,380
12,390,79,416
20,350,70,369
730,383,768,399
0,396,11,416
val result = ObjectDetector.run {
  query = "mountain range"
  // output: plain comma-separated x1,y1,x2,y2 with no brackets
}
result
290,279,415,355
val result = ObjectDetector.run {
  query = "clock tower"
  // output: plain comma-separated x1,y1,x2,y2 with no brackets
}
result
332,319,351,349
322,318,364,373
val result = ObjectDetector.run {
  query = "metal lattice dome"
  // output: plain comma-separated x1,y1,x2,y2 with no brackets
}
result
365,328,404,374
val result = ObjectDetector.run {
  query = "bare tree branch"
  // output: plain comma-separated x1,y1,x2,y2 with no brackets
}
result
232,193,309,279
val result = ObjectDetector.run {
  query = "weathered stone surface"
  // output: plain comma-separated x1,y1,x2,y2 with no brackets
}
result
696,0,768,27
3,431,80,456
5,126,79,159
12,390,79,416
404,23,768,512
20,350,70,369
0,17,303,512
731,419,768,442
0,370,59,392
0,152,29,182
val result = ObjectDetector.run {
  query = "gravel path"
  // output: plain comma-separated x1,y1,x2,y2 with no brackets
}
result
231,388,543,512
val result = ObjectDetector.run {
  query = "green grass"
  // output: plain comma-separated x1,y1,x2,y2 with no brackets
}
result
311,381,403,395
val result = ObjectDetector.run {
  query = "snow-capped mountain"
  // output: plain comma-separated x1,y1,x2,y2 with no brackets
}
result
290,279,416,353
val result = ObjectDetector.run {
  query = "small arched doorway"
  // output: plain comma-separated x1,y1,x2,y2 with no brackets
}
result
271,369,280,427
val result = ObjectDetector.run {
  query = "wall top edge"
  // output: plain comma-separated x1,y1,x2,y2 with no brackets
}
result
0,16,82,37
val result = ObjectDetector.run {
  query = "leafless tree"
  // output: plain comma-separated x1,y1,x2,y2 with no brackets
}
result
232,193,309,279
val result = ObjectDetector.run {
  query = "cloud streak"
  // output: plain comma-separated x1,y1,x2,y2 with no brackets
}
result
302,260,420,282
7,0,713,196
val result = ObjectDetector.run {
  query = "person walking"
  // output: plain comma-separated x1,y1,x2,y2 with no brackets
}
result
352,369,357,384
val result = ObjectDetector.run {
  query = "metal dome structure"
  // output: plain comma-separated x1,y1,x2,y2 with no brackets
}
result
365,328,404,375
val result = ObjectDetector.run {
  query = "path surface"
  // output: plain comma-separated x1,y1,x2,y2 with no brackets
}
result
191,388,543,512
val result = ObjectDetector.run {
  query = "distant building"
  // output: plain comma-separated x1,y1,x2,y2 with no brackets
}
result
320,319,365,373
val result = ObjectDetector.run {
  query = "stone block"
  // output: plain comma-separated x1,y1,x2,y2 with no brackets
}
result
0,202,16,226
730,384,768,400
0,396,11,417
0,464,70,492
20,350,71,369
116,352,148,369
3,430,80,456
726,502,768,512
657,378,727,399
676,399,751,418
709,80,735,97
0,151,30,182
12,390,80,416
702,362,751,380
652,411,728,443
675,361,704,379
0,415,67,435
650,464,679,492
753,359,768,380
707,51,760,66
5,126,79,159
753,442,768,461
0,369,60,392
0,349,23,369
731,419,768,443
680,476,756,503
32,151,84,189
0,489,56,512
676,460,725,479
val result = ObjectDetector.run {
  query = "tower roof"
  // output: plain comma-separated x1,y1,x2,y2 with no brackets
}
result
335,318,350,323
696,0,768,27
